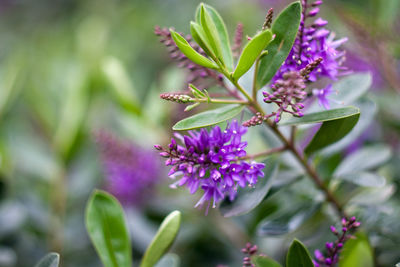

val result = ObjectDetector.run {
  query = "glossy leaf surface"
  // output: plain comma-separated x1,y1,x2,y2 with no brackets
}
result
85,190,132,267
140,211,181,267
170,30,218,69
286,239,314,267
280,106,360,126
305,112,360,154
254,255,282,267
233,30,273,80
202,4,233,71
334,145,391,176
339,233,374,267
34,253,60,267
256,2,301,88
173,104,244,130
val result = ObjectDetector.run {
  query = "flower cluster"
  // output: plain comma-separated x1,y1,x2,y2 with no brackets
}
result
96,131,161,206
243,112,274,127
241,243,259,267
274,0,347,82
272,0,348,110
155,120,265,214
263,71,307,122
313,217,361,267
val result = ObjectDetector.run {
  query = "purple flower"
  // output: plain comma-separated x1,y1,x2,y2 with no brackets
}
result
313,217,361,266
312,84,335,109
263,70,307,122
273,0,348,84
96,131,161,206
155,120,265,214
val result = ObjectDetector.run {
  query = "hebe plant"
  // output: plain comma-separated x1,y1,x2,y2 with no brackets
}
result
154,1,376,266
35,1,381,267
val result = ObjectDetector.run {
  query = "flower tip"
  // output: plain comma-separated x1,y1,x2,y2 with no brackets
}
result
154,144,163,150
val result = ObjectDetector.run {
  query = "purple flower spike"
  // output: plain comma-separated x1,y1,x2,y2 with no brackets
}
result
156,120,265,214
313,217,362,266
272,0,348,85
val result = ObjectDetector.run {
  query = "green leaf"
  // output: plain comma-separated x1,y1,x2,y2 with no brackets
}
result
203,4,234,71
339,233,374,267
190,21,215,60
154,253,180,267
101,56,141,115
189,83,206,98
220,162,277,217
286,239,314,267
140,211,181,267
257,204,320,236
85,190,132,267
172,104,244,130
280,106,360,126
253,255,282,267
233,30,273,80
337,172,386,187
304,112,360,155
334,145,391,176
170,30,218,69
330,73,372,105
256,1,301,88
199,4,224,65
35,253,60,267
53,63,89,158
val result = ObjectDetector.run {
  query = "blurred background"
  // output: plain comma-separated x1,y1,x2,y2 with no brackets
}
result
0,0,399,266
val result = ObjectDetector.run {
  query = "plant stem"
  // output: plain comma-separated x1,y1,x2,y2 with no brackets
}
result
240,146,286,160
232,81,346,218
262,109,346,218
192,98,249,105
252,57,261,100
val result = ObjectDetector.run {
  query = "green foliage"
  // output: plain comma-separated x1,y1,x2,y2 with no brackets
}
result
286,239,314,267
305,112,360,155
85,190,132,267
257,204,320,236
256,1,302,88
172,104,244,130
101,56,141,115
199,4,225,66
331,73,372,105
339,233,374,267
140,211,181,267
334,145,391,176
220,162,277,217
253,255,282,267
280,106,360,125
34,253,60,267
170,30,219,69
200,4,234,71
233,30,273,80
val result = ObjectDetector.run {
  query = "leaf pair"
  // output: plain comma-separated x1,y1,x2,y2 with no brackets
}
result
170,3,232,71
85,190,181,267
171,3,274,81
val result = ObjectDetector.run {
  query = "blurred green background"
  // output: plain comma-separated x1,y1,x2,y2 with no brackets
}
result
0,0,399,266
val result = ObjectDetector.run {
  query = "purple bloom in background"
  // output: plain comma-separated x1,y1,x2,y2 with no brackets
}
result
96,131,161,206
273,0,348,84
155,120,265,214
312,84,334,109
